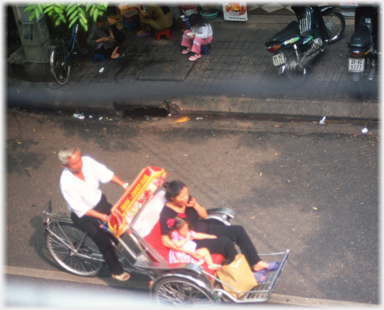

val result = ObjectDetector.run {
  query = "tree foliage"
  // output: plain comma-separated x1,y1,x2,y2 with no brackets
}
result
23,3,108,31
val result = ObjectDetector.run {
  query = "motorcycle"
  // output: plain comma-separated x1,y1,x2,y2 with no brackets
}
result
347,5,378,86
265,5,345,85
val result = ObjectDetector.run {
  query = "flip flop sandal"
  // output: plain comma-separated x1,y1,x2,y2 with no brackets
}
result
182,49,191,55
189,54,201,61
112,54,125,61
112,272,131,281
265,262,280,272
137,32,151,37
253,270,268,283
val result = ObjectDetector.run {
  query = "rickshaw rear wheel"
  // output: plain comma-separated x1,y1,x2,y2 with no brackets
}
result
152,277,216,305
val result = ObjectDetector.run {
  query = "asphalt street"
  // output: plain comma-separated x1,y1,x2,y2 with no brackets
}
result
5,109,379,305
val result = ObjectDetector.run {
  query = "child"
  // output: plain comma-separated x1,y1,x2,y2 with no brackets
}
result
181,14,213,62
167,216,222,270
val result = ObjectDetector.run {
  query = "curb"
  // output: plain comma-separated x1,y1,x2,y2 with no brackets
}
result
168,96,379,120
8,87,378,121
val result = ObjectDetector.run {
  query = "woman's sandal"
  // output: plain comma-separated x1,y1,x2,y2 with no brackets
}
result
253,270,268,283
112,272,130,281
265,261,280,272
182,48,191,55
189,54,201,62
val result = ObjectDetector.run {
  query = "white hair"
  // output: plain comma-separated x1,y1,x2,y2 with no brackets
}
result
58,146,81,165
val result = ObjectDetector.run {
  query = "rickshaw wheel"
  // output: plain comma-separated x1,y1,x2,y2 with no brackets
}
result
45,223,103,277
152,277,216,305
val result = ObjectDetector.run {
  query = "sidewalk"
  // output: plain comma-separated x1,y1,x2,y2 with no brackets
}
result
6,14,379,121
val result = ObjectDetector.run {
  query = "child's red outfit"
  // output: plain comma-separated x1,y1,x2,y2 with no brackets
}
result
168,230,204,264
181,23,213,54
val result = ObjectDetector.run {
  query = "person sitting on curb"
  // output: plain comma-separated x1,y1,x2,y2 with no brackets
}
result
87,15,125,60
181,14,213,62
135,5,173,37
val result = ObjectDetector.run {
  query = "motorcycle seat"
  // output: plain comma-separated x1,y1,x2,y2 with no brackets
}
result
349,26,373,48
265,21,301,46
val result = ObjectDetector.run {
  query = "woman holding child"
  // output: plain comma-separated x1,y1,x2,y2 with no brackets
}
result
160,181,279,281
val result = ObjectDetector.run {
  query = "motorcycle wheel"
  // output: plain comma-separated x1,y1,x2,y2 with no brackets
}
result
322,10,345,44
284,49,307,85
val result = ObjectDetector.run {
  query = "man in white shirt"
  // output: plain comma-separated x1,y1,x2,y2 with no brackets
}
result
58,146,130,281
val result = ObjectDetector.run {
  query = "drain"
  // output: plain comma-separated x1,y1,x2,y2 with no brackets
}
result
115,106,170,119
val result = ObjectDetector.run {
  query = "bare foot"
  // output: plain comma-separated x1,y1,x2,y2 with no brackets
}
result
208,263,222,271
136,30,148,36
111,53,124,59
253,261,268,272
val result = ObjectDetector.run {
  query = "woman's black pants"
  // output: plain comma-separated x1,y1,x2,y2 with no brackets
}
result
195,224,261,268
93,25,125,58
71,194,124,275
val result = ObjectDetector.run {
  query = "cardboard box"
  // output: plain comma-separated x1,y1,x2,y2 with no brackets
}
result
117,4,136,20
107,14,124,29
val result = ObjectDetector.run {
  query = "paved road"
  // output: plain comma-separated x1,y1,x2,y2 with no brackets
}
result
5,110,379,305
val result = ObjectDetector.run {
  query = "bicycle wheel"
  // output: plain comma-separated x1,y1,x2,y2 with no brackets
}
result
45,222,104,277
152,277,216,305
322,10,345,44
50,47,71,85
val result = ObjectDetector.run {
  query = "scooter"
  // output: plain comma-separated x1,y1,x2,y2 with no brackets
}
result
347,5,378,85
265,5,345,85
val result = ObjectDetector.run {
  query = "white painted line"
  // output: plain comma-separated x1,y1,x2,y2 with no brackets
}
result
5,266,378,307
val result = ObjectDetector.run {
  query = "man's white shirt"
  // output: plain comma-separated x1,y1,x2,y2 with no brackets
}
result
60,156,114,217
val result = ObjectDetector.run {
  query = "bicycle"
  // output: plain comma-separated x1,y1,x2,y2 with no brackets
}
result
49,23,89,85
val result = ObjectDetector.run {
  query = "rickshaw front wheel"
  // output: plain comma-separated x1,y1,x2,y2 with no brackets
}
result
152,277,217,305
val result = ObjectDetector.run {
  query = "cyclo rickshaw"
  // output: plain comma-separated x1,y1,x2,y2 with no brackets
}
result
43,166,289,304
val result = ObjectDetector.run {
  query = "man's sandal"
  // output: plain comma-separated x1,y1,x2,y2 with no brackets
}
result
112,272,130,281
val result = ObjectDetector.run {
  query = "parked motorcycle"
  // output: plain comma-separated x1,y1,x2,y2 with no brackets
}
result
347,5,378,86
265,5,345,85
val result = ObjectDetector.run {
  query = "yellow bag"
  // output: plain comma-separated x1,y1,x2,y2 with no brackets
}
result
216,254,257,298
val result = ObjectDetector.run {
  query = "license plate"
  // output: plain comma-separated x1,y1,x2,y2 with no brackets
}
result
272,54,285,66
348,58,365,72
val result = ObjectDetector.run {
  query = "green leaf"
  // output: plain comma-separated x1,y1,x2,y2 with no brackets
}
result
85,3,92,11
66,2,75,11
79,11,87,23
77,6,85,17
69,9,78,20
79,17,85,27
66,4,77,16
68,15,79,28
43,6,55,14
37,3,44,13
23,6,36,13
93,8,99,19
34,7,40,19
29,11,35,21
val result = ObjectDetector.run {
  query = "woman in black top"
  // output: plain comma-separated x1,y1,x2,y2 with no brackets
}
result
160,180,270,272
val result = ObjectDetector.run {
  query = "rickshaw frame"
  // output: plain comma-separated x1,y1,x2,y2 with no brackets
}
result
43,167,289,305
